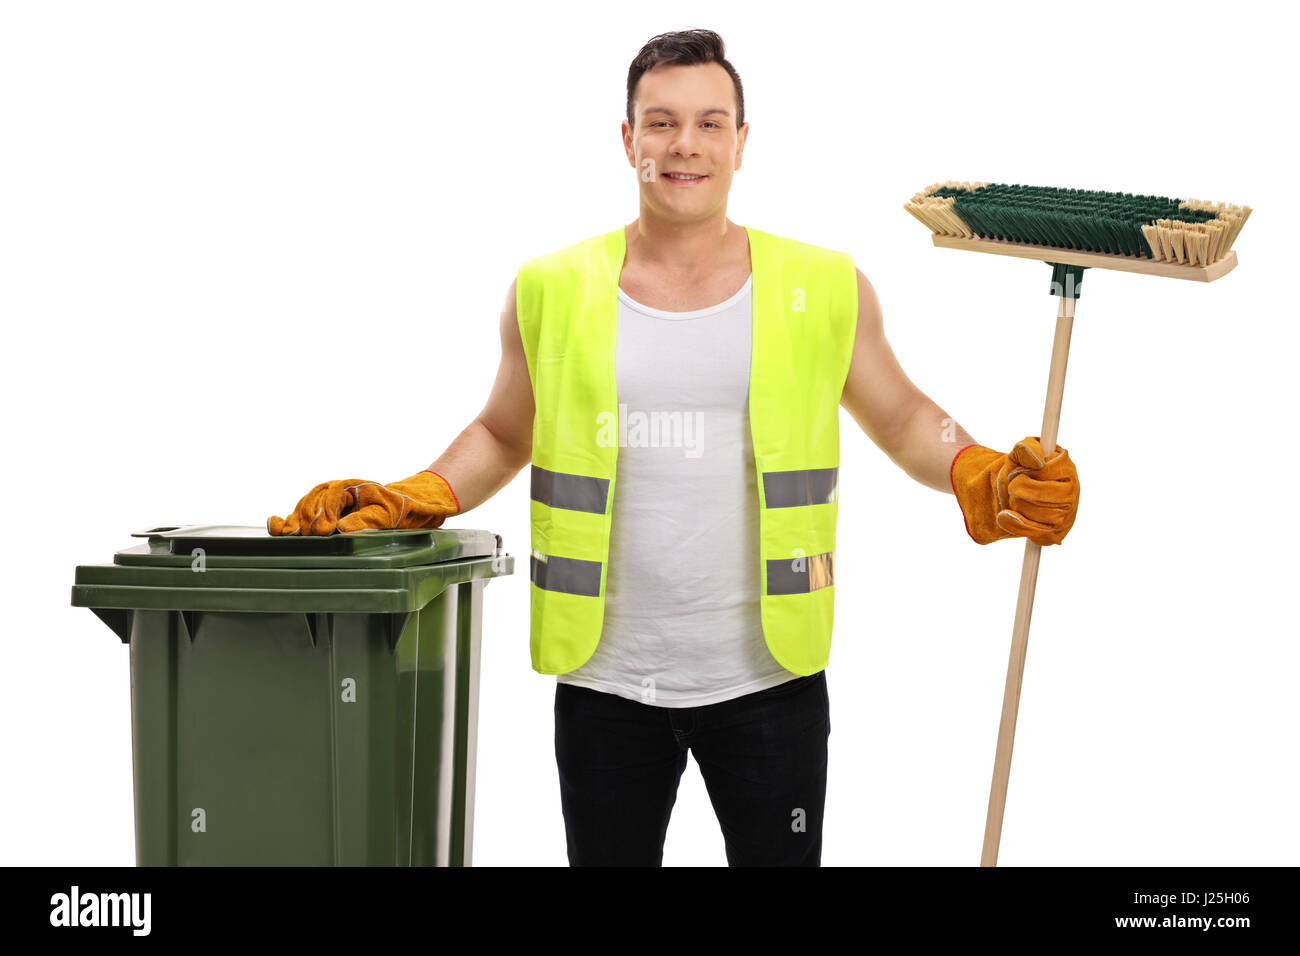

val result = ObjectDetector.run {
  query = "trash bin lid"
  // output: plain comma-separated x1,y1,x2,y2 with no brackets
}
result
72,524,514,629
115,524,500,569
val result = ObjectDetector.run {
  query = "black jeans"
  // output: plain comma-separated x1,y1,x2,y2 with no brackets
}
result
554,670,831,866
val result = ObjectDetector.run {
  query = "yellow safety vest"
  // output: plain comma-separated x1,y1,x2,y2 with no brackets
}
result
515,225,858,676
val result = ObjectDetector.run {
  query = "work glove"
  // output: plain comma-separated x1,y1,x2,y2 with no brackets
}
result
267,470,460,536
949,437,1079,546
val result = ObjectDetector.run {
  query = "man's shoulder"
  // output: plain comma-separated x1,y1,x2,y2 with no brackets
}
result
748,226,854,272
519,227,623,278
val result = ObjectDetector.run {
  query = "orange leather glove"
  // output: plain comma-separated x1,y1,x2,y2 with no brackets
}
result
949,437,1079,546
267,470,460,536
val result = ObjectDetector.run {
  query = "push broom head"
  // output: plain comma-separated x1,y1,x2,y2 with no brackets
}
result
904,181,1251,278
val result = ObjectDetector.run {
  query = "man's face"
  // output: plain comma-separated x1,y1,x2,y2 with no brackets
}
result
623,62,748,224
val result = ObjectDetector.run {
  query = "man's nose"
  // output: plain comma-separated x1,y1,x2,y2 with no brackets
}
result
669,128,701,157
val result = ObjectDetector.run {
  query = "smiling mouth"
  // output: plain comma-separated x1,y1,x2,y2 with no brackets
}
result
663,173,707,184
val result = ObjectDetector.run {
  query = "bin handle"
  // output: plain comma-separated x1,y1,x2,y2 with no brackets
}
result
131,526,184,538
131,525,229,538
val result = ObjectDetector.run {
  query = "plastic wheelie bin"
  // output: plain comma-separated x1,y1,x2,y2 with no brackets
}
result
70,523,514,866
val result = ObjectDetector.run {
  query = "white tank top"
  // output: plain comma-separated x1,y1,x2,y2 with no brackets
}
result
555,274,800,707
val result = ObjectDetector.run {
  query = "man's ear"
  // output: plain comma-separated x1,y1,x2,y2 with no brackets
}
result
622,120,636,167
734,122,749,170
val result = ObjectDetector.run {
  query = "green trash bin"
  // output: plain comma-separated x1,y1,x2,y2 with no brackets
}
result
70,523,514,867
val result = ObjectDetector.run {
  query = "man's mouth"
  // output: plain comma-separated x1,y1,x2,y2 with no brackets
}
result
663,172,708,185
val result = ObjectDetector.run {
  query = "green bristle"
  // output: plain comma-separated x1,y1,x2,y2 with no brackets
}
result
928,183,1218,258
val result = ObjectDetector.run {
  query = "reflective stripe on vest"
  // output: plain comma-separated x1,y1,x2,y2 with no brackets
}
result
763,466,838,508
767,550,835,594
529,549,602,597
531,465,610,514
516,225,857,676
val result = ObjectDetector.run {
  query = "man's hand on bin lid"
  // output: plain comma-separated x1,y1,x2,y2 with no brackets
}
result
266,479,355,536
267,470,461,536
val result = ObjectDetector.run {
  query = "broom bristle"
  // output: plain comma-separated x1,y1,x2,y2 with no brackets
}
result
903,182,1251,266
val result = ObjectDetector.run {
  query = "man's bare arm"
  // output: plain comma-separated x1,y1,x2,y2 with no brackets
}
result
840,268,977,493
425,278,534,513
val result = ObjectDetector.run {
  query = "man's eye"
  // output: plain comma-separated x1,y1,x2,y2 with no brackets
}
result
703,122,720,128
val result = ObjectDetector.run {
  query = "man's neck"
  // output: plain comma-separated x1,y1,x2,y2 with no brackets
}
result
624,212,743,277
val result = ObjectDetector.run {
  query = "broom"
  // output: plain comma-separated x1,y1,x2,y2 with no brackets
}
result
903,180,1251,866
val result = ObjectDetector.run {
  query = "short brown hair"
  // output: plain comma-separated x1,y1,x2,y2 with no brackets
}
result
626,29,745,131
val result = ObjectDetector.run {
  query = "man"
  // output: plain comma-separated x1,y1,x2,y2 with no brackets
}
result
268,29,1080,866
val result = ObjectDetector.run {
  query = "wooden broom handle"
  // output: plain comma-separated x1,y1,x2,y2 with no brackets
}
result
980,292,1077,866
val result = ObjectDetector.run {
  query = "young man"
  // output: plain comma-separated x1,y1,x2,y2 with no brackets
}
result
268,29,1080,866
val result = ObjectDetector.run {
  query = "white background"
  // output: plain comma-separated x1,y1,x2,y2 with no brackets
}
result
3,0,1295,867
